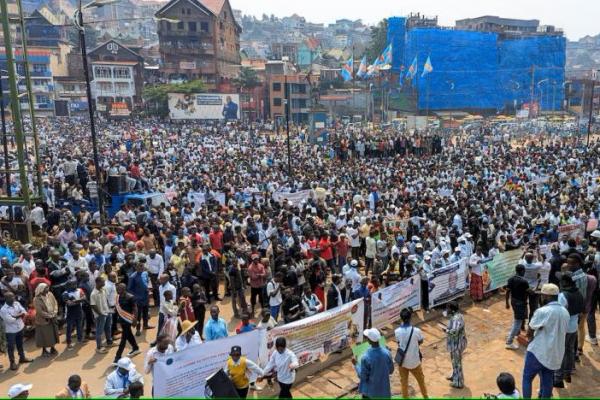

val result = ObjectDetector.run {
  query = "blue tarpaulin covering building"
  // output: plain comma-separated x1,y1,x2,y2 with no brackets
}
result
387,17,566,113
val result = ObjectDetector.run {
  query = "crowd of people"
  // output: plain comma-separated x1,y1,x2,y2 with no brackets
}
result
0,116,599,398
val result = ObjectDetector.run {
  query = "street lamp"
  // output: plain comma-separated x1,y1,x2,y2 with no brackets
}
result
73,0,120,223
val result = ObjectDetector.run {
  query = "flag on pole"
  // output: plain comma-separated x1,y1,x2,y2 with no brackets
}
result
379,44,392,67
421,56,433,77
407,56,418,79
398,65,405,88
340,57,354,81
357,56,368,79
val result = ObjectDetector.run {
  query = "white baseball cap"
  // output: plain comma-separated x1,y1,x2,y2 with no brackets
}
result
8,384,32,399
591,230,600,239
363,328,381,342
350,259,358,267
117,357,135,371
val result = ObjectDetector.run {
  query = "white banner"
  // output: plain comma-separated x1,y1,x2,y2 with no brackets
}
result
558,223,586,240
187,192,226,210
153,329,264,398
272,190,313,207
168,93,240,120
371,275,421,329
428,259,468,308
268,299,364,367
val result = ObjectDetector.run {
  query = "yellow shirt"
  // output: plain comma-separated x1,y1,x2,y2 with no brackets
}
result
227,356,249,389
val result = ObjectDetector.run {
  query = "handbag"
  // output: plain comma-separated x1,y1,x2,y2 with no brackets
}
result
394,327,414,366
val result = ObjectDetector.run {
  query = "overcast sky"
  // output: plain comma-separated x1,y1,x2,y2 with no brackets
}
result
232,0,598,41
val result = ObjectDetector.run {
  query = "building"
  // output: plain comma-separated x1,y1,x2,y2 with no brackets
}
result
0,48,56,117
388,15,566,114
269,42,298,63
88,39,145,117
240,58,267,121
266,60,310,123
24,8,70,47
53,76,88,116
155,0,242,91
455,16,540,34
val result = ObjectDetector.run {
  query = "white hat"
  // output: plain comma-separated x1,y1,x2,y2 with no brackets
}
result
424,254,431,260
8,384,32,399
363,328,381,342
415,243,423,248
454,247,461,252
541,283,560,296
408,255,417,261
401,247,409,254
350,259,358,267
411,236,420,241
442,249,450,255
117,357,135,371
465,233,473,238
591,230,600,239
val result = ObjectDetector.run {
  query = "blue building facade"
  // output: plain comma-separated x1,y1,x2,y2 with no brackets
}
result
387,17,566,113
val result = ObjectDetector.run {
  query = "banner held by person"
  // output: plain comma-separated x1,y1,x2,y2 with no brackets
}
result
268,299,364,367
153,329,264,398
483,249,523,293
371,275,420,329
428,259,468,308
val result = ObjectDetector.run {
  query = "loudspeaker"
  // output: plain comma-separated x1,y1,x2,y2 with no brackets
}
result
205,368,239,398
107,174,127,194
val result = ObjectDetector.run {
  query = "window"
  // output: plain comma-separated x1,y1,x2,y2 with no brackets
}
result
200,22,209,32
167,22,172,31
114,82,130,93
189,22,196,32
273,98,282,107
35,94,49,104
98,82,113,92
33,79,46,86
187,8,191,15
113,67,131,79
272,82,281,92
32,64,47,74
177,21,184,30
220,21,224,30
94,66,111,78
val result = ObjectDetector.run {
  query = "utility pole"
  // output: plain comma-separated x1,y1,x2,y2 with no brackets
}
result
587,78,596,147
284,75,293,186
529,65,535,119
0,72,15,235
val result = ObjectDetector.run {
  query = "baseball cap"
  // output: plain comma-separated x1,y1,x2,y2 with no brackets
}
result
350,259,358,267
8,384,32,399
117,357,135,371
363,328,381,342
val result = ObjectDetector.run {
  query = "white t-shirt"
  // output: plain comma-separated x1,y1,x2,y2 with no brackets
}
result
266,280,282,307
346,227,360,247
394,325,424,369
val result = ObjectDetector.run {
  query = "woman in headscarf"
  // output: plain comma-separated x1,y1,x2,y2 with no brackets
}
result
33,283,59,356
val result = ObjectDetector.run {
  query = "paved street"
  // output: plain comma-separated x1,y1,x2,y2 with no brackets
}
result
1,291,599,398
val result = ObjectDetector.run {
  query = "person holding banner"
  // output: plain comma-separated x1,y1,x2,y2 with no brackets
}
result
263,337,299,398
224,345,265,399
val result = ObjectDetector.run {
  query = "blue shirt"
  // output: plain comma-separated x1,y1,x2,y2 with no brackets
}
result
354,345,394,398
204,317,228,341
0,246,15,264
128,271,149,305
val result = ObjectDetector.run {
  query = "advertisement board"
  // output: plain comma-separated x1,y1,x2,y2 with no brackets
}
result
168,93,240,120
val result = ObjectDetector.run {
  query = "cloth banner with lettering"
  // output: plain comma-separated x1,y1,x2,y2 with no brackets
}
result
153,329,264,398
272,190,313,207
483,249,523,293
267,299,364,367
558,223,586,241
428,259,468,308
371,275,421,329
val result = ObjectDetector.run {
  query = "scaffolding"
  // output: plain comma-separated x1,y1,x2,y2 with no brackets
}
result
0,0,44,242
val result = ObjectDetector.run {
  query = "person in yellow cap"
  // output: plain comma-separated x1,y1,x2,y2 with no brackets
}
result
175,320,202,352
224,345,264,399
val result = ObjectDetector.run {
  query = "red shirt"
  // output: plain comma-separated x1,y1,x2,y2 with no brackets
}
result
130,164,141,178
318,238,333,261
209,231,223,251
335,237,349,258
124,230,138,243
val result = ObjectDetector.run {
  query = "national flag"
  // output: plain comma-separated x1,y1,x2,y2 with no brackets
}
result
421,56,433,78
340,57,354,82
357,56,368,79
407,56,418,79
379,44,392,67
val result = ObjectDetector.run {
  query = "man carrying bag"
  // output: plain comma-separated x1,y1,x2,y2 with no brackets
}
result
394,308,428,398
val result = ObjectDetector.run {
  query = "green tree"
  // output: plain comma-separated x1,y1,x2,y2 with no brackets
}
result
233,66,260,89
143,80,205,117
365,19,388,62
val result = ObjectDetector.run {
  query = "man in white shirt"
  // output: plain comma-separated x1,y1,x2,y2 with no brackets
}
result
266,273,283,321
344,260,362,292
0,292,33,370
29,204,45,228
104,357,144,397
263,337,299,398
144,334,175,393
146,250,164,307
155,274,176,342
522,283,569,399
394,308,427,399
175,320,202,352
90,276,113,353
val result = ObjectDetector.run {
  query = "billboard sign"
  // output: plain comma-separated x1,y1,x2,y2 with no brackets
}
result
168,93,239,120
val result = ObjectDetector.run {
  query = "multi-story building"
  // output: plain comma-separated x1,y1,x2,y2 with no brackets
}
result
88,39,145,117
155,0,242,91
266,60,311,123
269,42,298,63
0,48,56,117
455,16,540,34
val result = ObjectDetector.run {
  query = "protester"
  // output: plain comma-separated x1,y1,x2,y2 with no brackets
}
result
175,320,202,351
204,305,228,341
113,283,141,364
263,337,299,398
224,345,265,399
522,283,570,398
353,328,394,399
55,375,91,398
395,308,428,398
444,301,467,389
505,264,530,350
33,283,59,357
105,357,144,397
7,383,32,399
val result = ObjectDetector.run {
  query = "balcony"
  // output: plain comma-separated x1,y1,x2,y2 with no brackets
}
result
31,70,52,78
